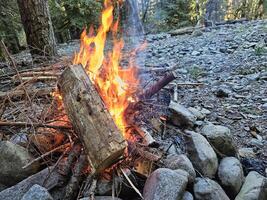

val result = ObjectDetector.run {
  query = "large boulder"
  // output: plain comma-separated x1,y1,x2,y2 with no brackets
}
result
163,154,196,183
201,123,237,156
143,168,188,200
0,141,40,186
194,178,230,200
21,184,53,200
218,157,244,198
235,171,267,200
185,130,218,178
169,101,196,127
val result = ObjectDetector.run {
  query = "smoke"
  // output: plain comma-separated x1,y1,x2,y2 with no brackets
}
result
123,0,146,68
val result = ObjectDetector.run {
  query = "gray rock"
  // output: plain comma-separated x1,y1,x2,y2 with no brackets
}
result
188,107,205,120
143,168,188,200
182,191,194,200
216,87,231,98
194,178,230,200
21,184,53,200
192,30,203,37
191,51,201,56
201,123,237,156
185,130,218,178
200,108,211,115
249,138,264,148
10,133,28,147
163,154,196,183
235,171,267,200
238,147,256,158
218,157,244,198
169,101,196,127
80,197,122,200
0,141,40,186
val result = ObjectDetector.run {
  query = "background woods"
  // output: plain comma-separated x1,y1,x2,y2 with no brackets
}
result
0,0,265,59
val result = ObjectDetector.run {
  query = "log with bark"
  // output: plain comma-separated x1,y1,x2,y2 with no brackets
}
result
58,64,127,173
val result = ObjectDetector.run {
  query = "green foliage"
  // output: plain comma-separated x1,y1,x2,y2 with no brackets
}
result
188,65,206,79
49,0,102,41
254,46,266,56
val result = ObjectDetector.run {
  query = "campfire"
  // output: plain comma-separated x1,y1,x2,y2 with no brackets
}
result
55,0,177,175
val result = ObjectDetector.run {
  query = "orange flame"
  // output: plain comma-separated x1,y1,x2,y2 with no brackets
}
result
73,0,140,138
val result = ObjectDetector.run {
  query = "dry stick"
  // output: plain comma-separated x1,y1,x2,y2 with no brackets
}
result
0,121,72,129
1,40,32,104
138,71,178,100
120,167,144,200
22,143,71,169
0,87,56,100
16,71,61,77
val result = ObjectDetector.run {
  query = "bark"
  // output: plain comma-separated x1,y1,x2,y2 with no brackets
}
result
17,0,57,58
58,64,127,173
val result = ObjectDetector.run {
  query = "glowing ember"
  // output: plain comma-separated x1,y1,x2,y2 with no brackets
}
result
73,0,140,138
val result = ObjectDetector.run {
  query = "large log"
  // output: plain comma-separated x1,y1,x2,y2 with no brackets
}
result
58,64,127,173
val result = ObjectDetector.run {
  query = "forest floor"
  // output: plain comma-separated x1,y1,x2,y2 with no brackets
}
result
1,19,267,167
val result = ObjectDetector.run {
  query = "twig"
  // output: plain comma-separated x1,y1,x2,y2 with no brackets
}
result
1,40,32,103
22,143,71,169
0,87,56,100
120,167,144,200
170,82,204,87
0,120,72,129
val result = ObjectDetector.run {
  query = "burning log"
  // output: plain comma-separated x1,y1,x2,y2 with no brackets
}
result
138,71,177,100
58,64,127,173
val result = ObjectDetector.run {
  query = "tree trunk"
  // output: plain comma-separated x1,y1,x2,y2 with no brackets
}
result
17,0,57,59
58,65,127,173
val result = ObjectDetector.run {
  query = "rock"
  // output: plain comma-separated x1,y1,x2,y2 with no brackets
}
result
143,168,188,200
188,107,205,120
192,30,203,37
235,171,267,200
21,184,53,200
261,103,267,110
238,147,256,158
194,178,230,200
169,101,196,127
240,157,266,176
10,133,28,147
191,51,201,56
249,138,264,148
200,108,211,115
201,123,237,156
218,157,244,198
182,191,194,200
185,130,218,178
80,197,122,200
0,141,40,186
163,154,196,183
215,88,231,98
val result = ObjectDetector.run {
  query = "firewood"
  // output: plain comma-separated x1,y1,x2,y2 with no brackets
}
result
138,71,177,100
64,154,88,200
58,64,127,173
133,125,158,147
